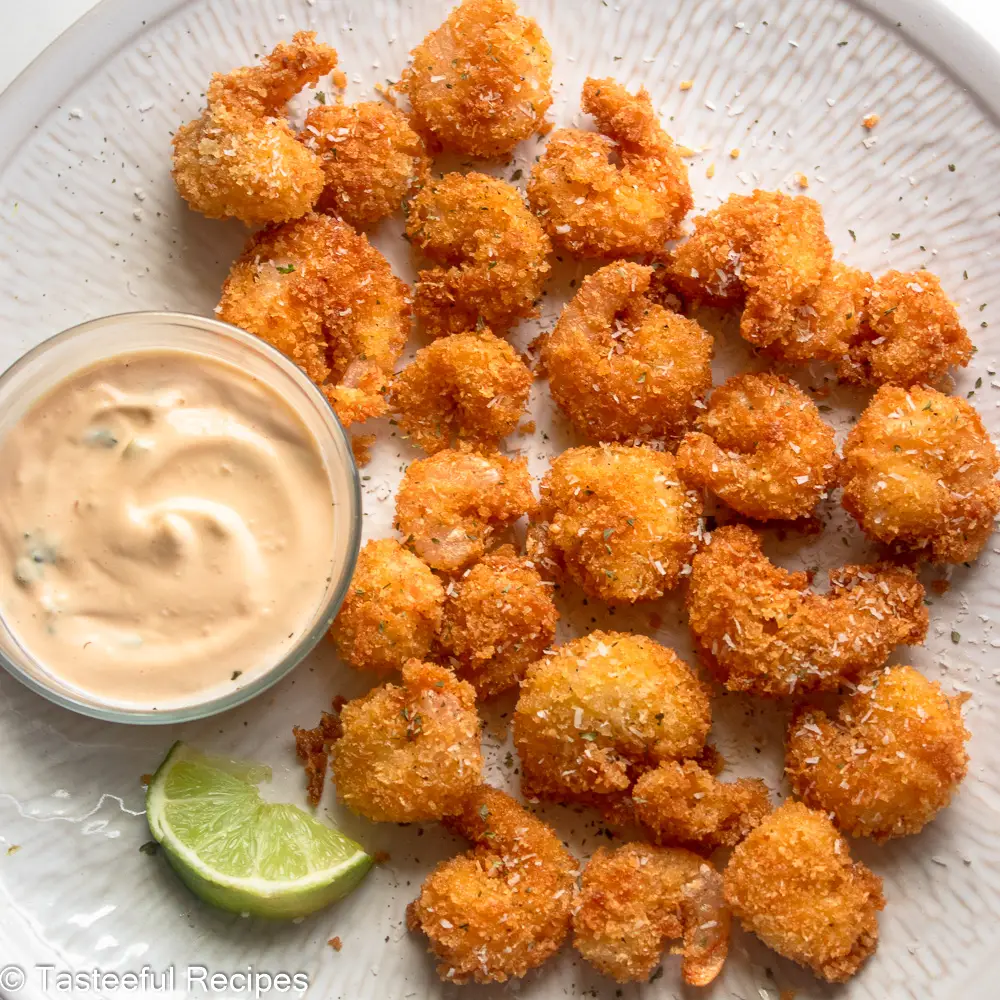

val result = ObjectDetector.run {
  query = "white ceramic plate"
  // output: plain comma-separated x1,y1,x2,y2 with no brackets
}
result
1,1,1000,998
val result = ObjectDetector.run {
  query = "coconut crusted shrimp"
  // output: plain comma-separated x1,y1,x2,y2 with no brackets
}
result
676,373,838,521
437,545,558,698
840,386,1000,564
301,101,429,229
532,445,703,603
687,525,928,697
394,449,536,573
217,213,409,425
329,538,444,673
402,0,553,158
172,33,338,225
724,801,885,983
786,665,970,842
406,172,551,338
330,660,482,823
541,262,713,443
528,78,692,258
513,632,711,806
574,844,729,985
390,329,533,454
633,760,772,854
407,785,577,983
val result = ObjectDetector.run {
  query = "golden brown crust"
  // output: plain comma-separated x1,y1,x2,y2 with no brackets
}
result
292,702,343,807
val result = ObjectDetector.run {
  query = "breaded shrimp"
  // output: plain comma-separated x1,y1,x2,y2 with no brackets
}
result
300,101,429,229
542,262,713,443
574,843,729,985
218,213,409,425
407,785,576,983
786,665,970,842
533,444,703,603
394,449,536,573
437,545,558,698
687,525,928,697
513,632,711,805
633,760,772,854
840,385,1000,563
840,270,972,388
330,660,482,823
676,373,838,521
172,33,337,225
390,329,533,454
406,172,551,338
329,538,444,673
724,801,885,983
402,0,553,158
528,78,692,258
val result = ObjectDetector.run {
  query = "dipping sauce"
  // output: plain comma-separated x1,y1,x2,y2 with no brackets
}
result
0,350,336,707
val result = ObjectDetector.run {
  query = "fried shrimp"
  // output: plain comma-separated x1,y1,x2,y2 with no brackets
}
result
407,785,576,983
402,0,553,158
687,525,928,697
840,386,1000,563
676,373,838,521
633,760,772,854
513,632,711,806
406,172,551,338
390,329,533,454
574,844,729,985
330,660,482,823
527,78,691,259
217,213,409,426
724,801,885,983
437,545,558,698
300,101,429,229
541,262,713,443
533,445,703,603
786,665,970,842
394,449,536,573
839,270,972,388
329,538,444,673
172,33,337,225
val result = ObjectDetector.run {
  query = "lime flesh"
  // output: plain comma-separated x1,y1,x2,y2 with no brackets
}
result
145,741,372,919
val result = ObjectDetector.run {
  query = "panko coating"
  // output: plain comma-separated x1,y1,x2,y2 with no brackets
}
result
437,545,558,698
687,525,928,697
406,172,551,338
724,801,885,983
541,261,713,443
330,660,482,823
402,0,553,158
172,33,337,225
513,631,711,806
407,785,576,983
839,270,972,388
528,78,692,258
394,449,536,573
533,444,703,603
329,538,444,673
840,385,1000,563
786,665,970,842
390,329,533,454
574,843,729,985
633,760,772,854
300,101,429,229
217,213,409,426
676,373,838,521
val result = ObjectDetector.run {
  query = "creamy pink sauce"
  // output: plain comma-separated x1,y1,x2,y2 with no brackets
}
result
0,351,336,707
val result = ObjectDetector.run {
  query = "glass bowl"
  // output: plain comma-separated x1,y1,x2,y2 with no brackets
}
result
0,311,361,724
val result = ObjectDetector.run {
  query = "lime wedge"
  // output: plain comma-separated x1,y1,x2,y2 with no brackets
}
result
145,741,372,919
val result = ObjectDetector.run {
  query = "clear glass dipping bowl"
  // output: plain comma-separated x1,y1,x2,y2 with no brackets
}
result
0,312,361,724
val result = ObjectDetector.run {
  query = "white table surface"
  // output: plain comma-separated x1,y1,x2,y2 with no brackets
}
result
1,0,999,96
